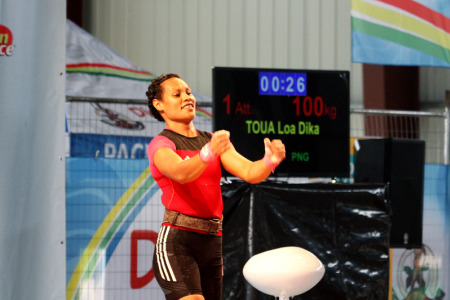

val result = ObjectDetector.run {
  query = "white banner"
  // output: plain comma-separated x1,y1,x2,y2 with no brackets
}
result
66,102,212,137
0,1,66,300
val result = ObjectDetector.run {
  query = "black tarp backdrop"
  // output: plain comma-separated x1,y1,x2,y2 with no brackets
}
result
221,181,390,300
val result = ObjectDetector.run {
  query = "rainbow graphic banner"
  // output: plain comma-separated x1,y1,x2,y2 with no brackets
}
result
66,63,155,82
351,0,450,67
66,158,166,300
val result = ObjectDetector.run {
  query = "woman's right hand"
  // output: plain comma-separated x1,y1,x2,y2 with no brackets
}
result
210,130,232,156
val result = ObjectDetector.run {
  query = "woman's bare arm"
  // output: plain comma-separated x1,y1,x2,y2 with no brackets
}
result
154,130,232,184
220,138,286,184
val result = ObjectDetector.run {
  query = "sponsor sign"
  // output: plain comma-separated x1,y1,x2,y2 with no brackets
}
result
70,133,152,159
0,25,14,56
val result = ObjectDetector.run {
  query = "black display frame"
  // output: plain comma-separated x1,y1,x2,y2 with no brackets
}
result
212,66,350,178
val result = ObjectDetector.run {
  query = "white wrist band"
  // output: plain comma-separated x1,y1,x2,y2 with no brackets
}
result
200,142,217,163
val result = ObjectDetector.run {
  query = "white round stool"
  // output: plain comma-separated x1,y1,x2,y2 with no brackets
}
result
243,246,325,299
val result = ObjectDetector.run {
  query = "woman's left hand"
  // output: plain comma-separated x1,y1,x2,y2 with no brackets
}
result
264,138,286,164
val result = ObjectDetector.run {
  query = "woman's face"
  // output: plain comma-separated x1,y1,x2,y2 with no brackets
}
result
154,77,196,123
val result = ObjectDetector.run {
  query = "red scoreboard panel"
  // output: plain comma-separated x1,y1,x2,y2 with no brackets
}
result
213,67,350,178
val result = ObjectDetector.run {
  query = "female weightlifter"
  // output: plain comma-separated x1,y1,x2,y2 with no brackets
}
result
146,73,286,300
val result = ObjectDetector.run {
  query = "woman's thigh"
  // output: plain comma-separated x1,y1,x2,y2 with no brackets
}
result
153,226,222,300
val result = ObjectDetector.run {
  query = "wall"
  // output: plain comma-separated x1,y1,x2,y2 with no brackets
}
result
83,0,364,107
420,67,450,107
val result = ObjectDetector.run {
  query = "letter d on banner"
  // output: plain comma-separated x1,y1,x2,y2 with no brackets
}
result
130,230,158,289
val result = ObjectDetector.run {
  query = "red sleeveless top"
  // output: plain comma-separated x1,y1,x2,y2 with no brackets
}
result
148,128,223,235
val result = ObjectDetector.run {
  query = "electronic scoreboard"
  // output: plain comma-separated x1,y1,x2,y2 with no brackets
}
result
212,67,350,177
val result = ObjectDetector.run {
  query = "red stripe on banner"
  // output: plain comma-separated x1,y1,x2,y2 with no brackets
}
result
195,106,212,117
376,0,450,34
66,63,153,75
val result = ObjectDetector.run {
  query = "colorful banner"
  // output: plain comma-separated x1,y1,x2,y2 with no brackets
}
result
65,19,212,102
66,158,166,300
67,158,450,300
351,0,450,67
65,19,155,100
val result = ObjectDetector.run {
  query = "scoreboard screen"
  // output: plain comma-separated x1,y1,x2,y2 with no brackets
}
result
212,67,350,178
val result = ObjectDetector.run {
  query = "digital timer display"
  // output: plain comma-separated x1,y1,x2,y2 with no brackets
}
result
259,72,307,96
213,67,350,178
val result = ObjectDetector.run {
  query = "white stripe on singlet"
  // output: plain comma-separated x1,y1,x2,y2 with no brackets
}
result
156,226,169,281
162,226,177,281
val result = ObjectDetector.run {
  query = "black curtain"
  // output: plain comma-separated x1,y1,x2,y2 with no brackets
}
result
222,181,390,300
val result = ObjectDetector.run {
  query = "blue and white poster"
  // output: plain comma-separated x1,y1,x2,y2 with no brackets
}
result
66,158,166,300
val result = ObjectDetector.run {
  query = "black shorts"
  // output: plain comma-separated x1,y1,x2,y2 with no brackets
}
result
153,226,223,300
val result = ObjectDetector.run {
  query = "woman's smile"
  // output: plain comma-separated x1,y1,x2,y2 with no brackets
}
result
182,102,195,110
157,77,197,122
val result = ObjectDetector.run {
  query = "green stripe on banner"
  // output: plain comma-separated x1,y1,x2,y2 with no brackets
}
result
73,175,155,300
67,66,154,78
66,70,153,82
352,17,450,64
195,110,212,119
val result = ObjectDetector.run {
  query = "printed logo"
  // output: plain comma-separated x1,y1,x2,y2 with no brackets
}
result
0,25,14,57
394,244,444,300
93,103,144,130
